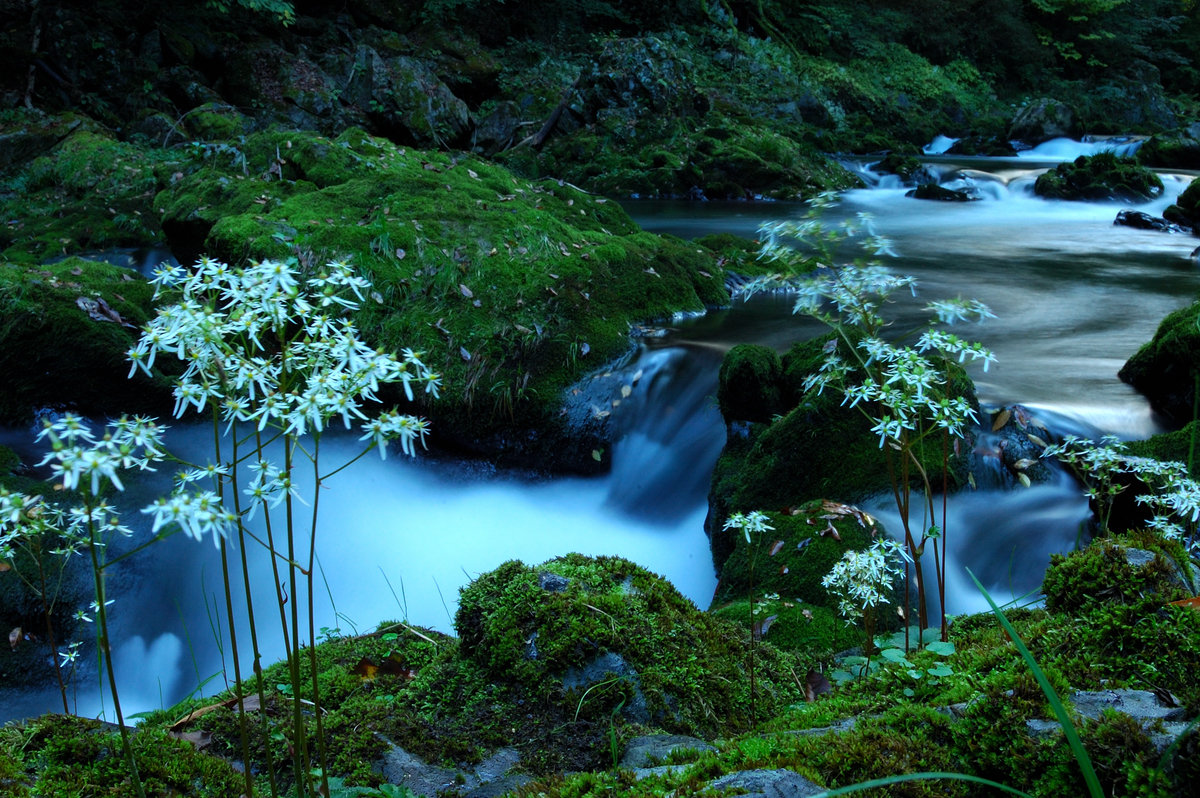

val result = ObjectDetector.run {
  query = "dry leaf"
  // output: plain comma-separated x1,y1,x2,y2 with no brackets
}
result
459,284,473,298
818,522,841,541
0,561,10,572
632,369,643,384
992,408,1012,431
802,609,813,620
1013,458,1037,470
459,347,472,361
1169,597,1200,611
8,627,21,650
796,539,811,553
752,614,778,641
1027,434,1049,448
580,342,590,356
396,248,406,260
169,730,213,749
621,385,632,398
592,450,602,462
805,669,832,701
779,565,789,575
467,169,479,179
768,540,786,556
1018,473,1032,488
70,266,83,276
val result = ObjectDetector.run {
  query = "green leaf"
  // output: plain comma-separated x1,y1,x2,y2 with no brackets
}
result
926,640,955,656
809,772,1034,798
907,669,923,679
880,648,909,663
927,665,953,677
829,670,856,683
967,569,1103,798
903,688,915,697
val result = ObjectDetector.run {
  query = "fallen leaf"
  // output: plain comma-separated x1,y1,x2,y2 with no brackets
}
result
70,266,82,276
1027,434,1049,448
621,385,632,398
779,566,789,575
1169,597,1200,611
632,369,643,384
1018,473,1032,488
0,562,10,572
459,284,473,298
1013,458,1037,470
580,342,590,356
968,473,977,490
802,609,813,620
423,162,439,171
467,169,479,179
8,627,21,650
459,347,472,361
592,450,602,462
396,249,406,260
992,408,1012,431
796,539,811,553
752,614,778,641
473,300,482,308
768,540,786,556
819,522,841,541
169,730,213,749
805,669,832,701
699,270,712,278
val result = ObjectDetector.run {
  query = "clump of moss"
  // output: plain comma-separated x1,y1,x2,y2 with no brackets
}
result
1125,421,1200,478
1162,177,1200,227
1118,300,1200,423
709,599,860,657
0,257,174,423
1042,535,1191,614
717,344,785,423
1033,152,1164,202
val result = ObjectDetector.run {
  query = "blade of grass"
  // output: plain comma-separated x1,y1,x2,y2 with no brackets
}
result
967,568,1103,798
812,772,1034,797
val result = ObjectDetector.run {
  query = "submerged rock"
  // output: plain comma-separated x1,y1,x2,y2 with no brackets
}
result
906,183,979,202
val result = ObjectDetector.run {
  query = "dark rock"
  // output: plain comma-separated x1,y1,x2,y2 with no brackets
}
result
1114,209,1189,233
133,112,183,147
340,45,471,145
374,740,528,798
1162,177,1200,228
0,113,98,175
580,37,704,122
1033,153,1163,202
537,572,570,593
562,652,650,724
620,734,715,768
717,344,784,423
709,769,824,798
1009,99,1078,144
906,183,979,202
1137,132,1200,170
871,152,933,185
947,136,1018,157
474,101,524,154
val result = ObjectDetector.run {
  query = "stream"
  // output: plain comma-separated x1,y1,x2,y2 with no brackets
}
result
3,138,1199,723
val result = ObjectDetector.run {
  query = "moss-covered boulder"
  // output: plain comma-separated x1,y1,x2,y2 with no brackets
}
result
870,152,930,185
0,257,174,423
0,125,189,264
1162,177,1200,228
1008,98,1078,144
1125,421,1200,478
707,334,975,571
456,554,804,737
1136,129,1200,170
1032,153,1164,203
717,344,785,424
1118,300,1200,423
1041,532,1194,615
709,598,860,657
710,501,886,610
151,127,726,469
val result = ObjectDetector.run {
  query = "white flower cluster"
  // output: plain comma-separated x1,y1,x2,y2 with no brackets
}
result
821,539,912,624
723,510,775,544
131,256,439,451
1043,435,1200,551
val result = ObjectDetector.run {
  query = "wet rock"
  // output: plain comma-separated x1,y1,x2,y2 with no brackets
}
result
709,769,824,798
341,45,472,145
1162,177,1200,229
1070,689,1186,723
947,136,1018,157
620,734,715,768
906,184,979,202
537,572,570,593
1137,131,1200,170
0,112,98,176
1119,300,1200,423
580,37,705,122
133,112,183,147
871,152,933,185
1114,209,1189,233
1008,99,1078,145
717,344,785,424
184,102,248,141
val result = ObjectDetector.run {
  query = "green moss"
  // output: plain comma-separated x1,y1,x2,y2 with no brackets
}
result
709,599,860,657
155,128,726,465
872,153,926,183
717,344,784,423
1118,300,1200,423
0,257,174,423
1041,536,1190,614
1162,177,1200,227
1033,152,1165,202
1125,421,1200,478
1136,134,1200,170
712,504,881,609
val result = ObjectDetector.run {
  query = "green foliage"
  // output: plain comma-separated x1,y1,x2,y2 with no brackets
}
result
1033,153,1165,202
1041,536,1191,614
207,0,296,25
717,344,785,423
1119,299,1200,423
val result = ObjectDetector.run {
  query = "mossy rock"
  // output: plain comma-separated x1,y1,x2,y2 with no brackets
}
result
1125,421,1200,479
1118,300,1200,423
1162,177,1200,227
0,258,175,423
707,333,975,572
455,554,805,739
0,129,188,264
709,599,860,656
870,152,928,184
711,502,885,610
1032,153,1164,202
1136,132,1200,170
153,127,727,469
717,344,785,423
1041,533,1193,614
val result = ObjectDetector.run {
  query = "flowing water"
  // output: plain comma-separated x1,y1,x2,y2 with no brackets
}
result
4,143,1199,721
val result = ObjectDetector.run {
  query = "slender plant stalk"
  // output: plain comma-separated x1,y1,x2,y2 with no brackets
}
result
305,437,332,797
747,536,757,730
283,438,312,797
34,540,69,713
88,514,146,798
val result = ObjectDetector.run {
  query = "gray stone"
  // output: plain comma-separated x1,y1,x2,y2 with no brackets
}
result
562,652,650,724
632,764,692,780
1025,719,1063,740
709,769,824,798
1148,722,1193,755
1009,99,1077,144
375,739,527,798
474,101,524,154
785,717,858,737
1069,689,1186,723
620,734,715,768
464,774,532,798
1123,548,1157,569
538,572,570,593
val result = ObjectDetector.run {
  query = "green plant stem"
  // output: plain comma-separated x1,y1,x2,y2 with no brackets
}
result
214,408,255,798
305,436,331,797
88,522,146,798
231,430,281,798
811,772,1034,798
34,539,69,713
283,437,311,797
748,537,757,731
1190,371,1198,476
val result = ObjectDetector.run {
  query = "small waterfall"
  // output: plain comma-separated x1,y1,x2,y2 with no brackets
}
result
1017,136,1145,160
